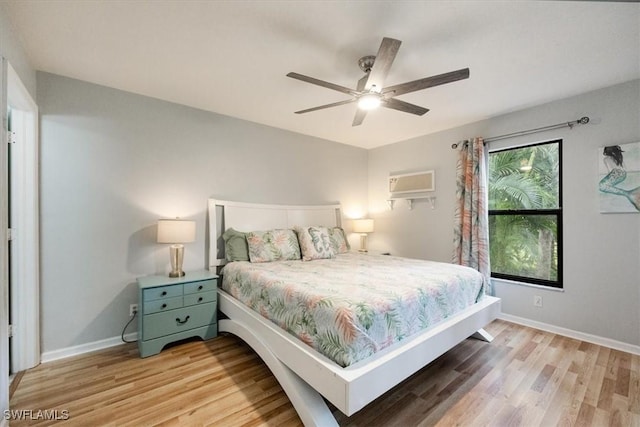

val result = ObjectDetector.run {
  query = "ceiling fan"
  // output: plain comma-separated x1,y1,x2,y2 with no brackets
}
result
287,37,469,126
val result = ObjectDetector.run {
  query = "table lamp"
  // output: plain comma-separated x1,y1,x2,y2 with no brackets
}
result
352,218,374,252
157,218,196,277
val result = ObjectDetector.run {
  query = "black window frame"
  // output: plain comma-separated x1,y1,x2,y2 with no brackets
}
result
488,139,563,289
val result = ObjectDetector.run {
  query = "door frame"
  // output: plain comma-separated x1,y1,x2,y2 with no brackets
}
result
1,55,10,427
7,62,39,373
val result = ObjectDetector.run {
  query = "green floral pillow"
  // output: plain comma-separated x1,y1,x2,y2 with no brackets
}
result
328,227,350,254
294,226,336,261
246,229,301,263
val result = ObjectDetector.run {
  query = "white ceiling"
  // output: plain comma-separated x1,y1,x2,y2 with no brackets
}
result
5,1,640,149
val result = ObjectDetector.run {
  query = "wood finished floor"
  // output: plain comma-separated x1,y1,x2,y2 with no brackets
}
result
9,320,640,426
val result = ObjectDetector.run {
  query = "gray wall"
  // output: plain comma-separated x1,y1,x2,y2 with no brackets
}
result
37,72,368,353
34,70,640,352
368,79,640,347
0,3,36,99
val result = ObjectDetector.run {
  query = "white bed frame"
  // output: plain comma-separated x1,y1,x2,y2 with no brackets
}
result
207,199,501,426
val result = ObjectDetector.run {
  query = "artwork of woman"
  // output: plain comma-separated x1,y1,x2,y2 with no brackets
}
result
599,143,640,213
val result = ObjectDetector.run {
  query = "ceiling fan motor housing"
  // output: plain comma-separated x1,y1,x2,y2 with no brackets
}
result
358,55,377,73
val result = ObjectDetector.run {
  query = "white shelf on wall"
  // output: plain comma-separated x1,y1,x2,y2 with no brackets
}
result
387,195,436,210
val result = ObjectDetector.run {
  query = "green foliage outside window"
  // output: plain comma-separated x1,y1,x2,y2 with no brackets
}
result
488,140,562,287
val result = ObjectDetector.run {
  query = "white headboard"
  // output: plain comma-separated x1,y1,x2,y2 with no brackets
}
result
207,199,342,268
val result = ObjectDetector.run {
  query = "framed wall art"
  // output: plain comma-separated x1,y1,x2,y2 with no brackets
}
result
598,141,640,213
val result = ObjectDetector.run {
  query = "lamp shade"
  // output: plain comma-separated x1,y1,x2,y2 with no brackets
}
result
352,218,374,234
157,219,196,243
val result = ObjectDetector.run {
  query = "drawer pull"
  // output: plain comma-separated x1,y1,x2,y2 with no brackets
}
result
161,291,167,296
176,315,190,325
198,285,203,291
161,303,167,309
198,297,203,302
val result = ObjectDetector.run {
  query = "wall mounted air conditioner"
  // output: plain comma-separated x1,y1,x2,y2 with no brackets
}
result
389,170,435,194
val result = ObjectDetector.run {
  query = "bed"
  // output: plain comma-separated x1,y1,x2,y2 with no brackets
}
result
207,199,501,426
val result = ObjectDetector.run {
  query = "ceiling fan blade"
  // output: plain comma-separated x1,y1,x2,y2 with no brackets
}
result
382,68,470,97
287,72,356,96
294,98,356,114
366,37,401,92
356,73,368,92
352,108,367,126
382,98,429,116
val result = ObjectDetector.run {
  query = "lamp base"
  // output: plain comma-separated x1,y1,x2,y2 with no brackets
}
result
168,244,185,278
359,234,368,253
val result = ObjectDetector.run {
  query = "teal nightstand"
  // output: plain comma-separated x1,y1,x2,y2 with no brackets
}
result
137,270,218,357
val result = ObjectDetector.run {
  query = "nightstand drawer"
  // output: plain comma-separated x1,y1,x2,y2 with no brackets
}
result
143,302,216,340
184,279,216,295
143,285,182,302
184,290,216,307
144,296,183,314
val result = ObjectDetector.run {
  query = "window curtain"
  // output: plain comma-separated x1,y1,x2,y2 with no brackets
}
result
452,137,491,294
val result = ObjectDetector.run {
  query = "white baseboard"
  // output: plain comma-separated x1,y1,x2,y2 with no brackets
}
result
498,313,640,356
40,332,137,363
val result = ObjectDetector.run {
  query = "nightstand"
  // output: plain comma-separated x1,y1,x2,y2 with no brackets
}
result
137,270,218,357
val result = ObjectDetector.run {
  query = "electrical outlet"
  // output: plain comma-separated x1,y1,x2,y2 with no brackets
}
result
130,304,138,316
534,295,543,307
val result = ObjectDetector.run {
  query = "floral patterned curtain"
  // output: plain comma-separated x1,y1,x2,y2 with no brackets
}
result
452,137,491,294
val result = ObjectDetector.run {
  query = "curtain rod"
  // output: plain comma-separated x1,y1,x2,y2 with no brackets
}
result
450,116,590,149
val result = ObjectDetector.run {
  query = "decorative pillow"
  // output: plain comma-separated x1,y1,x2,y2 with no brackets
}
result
328,227,350,254
246,229,301,263
294,226,336,261
222,228,249,262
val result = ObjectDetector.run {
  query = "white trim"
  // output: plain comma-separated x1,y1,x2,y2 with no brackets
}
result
498,313,640,356
7,63,40,372
493,277,565,292
210,199,341,211
40,333,137,363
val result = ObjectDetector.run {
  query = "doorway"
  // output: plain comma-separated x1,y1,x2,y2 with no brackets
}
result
6,62,39,374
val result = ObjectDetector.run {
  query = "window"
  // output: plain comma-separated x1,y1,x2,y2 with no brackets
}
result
488,140,562,288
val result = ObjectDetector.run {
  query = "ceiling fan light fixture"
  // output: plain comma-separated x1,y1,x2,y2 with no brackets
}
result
358,93,381,110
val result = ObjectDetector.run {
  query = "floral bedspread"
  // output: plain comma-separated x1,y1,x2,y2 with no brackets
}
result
221,253,486,367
